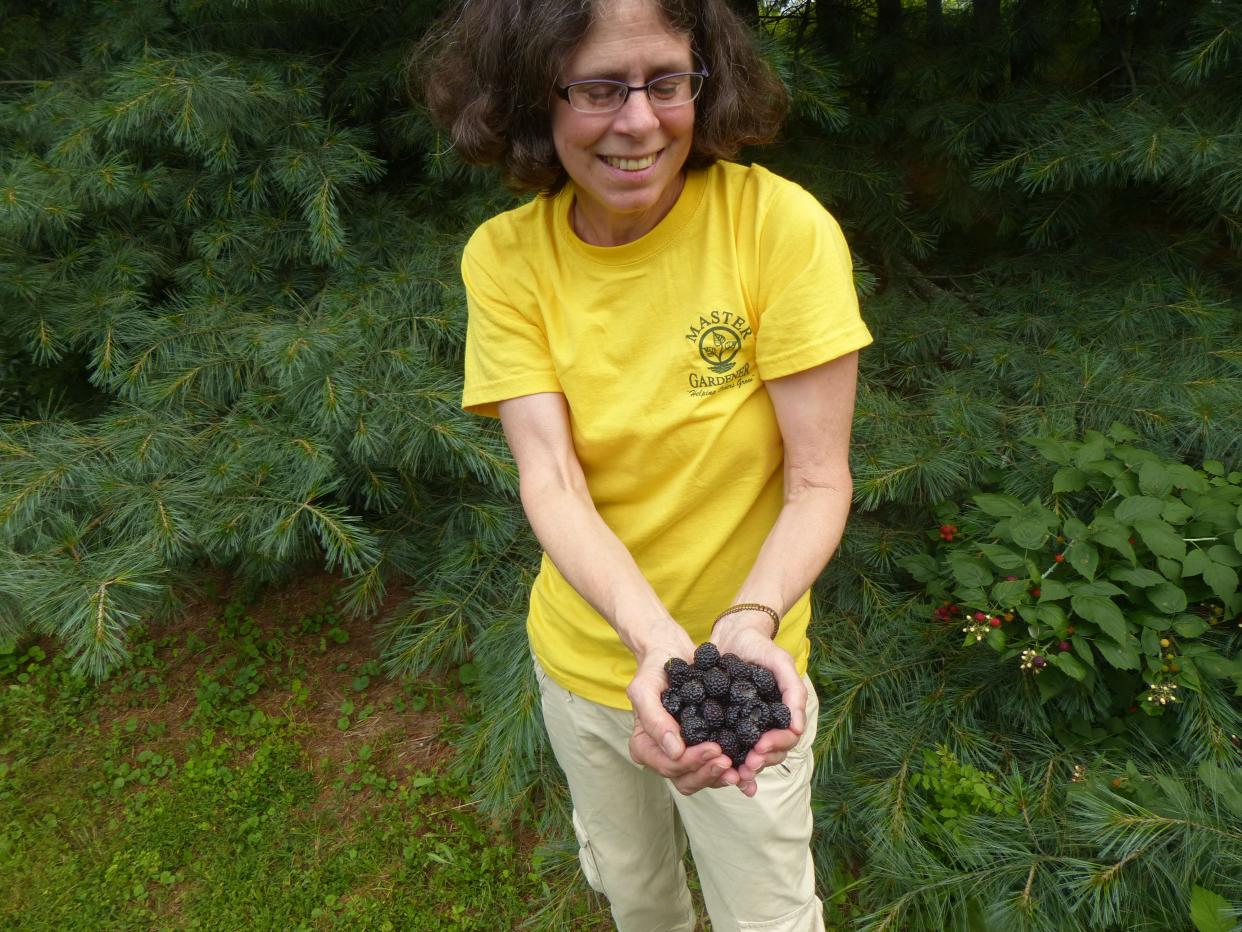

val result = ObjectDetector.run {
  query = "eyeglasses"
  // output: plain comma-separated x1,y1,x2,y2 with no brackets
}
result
555,57,709,114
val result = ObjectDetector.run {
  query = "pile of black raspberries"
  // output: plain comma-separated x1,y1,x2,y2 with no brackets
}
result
661,642,791,767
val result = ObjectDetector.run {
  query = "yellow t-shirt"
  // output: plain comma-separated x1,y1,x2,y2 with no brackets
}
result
461,160,872,709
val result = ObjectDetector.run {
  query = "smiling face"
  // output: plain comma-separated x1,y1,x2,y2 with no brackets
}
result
552,0,696,246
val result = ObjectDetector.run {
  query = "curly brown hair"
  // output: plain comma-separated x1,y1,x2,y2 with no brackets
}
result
417,0,788,193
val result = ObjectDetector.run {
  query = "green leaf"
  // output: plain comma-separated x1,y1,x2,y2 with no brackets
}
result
1071,594,1128,642
986,628,1007,651
1204,460,1225,477
1189,884,1234,932
1037,603,1068,632
1070,581,1125,597
976,543,1025,570
973,493,1023,517
901,554,940,582
1094,637,1141,670
1108,566,1166,588
1036,667,1070,702
1208,544,1242,568
1167,463,1210,492
1053,467,1088,493
1183,549,1210,577
1010,519,1049,550
1138,461,1173,497
1050,652,1087,681
1071,635,1095,667
991,579,1028,606
1066,541,1099,581
1107,422,1139,442
1038,579,1071,601
1090,518,1138,563
1115,496,1165,523
948,554,993,589
1133,518,1186,560
1147,582,1187,615
1203,561,1239,603
1172,615,1210,637
1196,762,1242,818
1161,499,1193,525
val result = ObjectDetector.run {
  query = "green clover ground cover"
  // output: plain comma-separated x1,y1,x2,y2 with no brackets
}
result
0,577,608,931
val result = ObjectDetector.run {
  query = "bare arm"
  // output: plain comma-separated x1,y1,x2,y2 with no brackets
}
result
710,351,861,793
498,392,736,793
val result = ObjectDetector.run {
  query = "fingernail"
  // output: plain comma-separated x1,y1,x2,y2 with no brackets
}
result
661,733,680,757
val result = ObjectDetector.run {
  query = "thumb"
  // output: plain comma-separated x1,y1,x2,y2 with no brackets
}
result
631,673,685,760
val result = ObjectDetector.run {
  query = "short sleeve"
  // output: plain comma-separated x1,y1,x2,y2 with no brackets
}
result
753,181,873,381
460,229,563,418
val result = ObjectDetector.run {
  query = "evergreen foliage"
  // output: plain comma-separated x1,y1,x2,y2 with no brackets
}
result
2,0,1240,926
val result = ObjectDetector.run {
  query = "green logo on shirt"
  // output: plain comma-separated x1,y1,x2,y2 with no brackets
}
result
698,326,741,373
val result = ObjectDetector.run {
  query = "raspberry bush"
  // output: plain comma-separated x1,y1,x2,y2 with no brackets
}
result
902,425,1242,739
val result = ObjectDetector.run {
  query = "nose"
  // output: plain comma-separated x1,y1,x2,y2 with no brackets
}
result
611,88,661,135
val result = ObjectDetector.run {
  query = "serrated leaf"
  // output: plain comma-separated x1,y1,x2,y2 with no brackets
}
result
1071,635,1095,667
976,543,1025,570
974,493,1024,517
1039,579,1071,601
948,554,993,588
1203,561,1239,603
1133,518,1186,560
1196,762,1242,818
1183,550,1210,577
1208,544,1242,568
1189,884,1233,932
991,579,1028,606
1147,582,1187,614
1036,667,1070,703
1010,518,1048,550
900,553,940,582
1038,603,1067,632
1067,541,1099,581
1053,467,1088,493
1115,496,1166,523
1161,500,1193,525
1050,652,1087,681
1071,594,1128,642
1070,581,1125,597
1138,461,1173,497
1173,616,1209,638
1108,566,1166,587
1094,637,1141,670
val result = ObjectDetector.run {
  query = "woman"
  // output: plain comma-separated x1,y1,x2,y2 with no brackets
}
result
423,1,871,928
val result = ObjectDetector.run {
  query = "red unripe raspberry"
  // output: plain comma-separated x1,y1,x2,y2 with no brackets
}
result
1054,553,1065,563
1059,641,1071,651
973,611,986,622
989,617,1001,628
1030,588,1041,598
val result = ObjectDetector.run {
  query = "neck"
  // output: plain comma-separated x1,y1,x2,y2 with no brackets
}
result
571,173,687,246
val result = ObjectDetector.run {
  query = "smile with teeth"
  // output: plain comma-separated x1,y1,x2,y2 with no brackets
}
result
602,152,659,171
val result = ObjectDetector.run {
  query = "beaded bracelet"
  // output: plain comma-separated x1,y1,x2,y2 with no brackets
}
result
712,603,781,640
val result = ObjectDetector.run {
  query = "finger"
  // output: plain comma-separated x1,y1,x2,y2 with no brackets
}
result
776,675,808,735
752,727,798,757
630,689,686,761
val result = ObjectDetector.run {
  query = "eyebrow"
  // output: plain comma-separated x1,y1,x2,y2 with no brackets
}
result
567,60,694,82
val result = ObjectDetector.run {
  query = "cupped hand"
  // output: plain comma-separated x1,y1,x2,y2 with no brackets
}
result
710,611,807,796
625,624,738,794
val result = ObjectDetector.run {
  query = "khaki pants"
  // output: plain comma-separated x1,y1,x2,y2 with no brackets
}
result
535,659,824,932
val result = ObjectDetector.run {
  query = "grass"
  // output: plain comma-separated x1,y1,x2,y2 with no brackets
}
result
0,572,610,931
